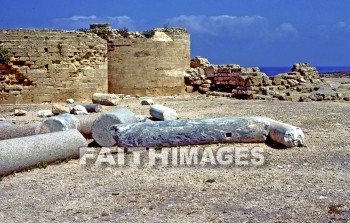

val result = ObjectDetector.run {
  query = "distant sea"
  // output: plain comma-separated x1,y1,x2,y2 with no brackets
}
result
260,66,350,76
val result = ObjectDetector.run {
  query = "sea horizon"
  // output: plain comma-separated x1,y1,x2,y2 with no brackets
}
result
259,66,350,76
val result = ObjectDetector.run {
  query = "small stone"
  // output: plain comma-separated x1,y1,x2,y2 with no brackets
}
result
92,93,120,106
198,86,210,94
66,98,75,104
52,104,70,115
0,116,5,121
135,115,147,122
202,79,212,84
344,96,350,101
201,83,211,88
38,110,54,118
141,99,154,105
71,105,89,115
185,85,194,93
14,109,27,116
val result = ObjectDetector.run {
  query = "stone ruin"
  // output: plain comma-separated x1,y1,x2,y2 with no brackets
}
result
185,57,346,102
0,25,190,104
0,24,347,104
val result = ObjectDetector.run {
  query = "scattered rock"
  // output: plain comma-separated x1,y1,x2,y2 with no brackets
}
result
198,86,210,94
190,56,210,68
14,109,27,116
150,104,178,121
70,105,89,115
141,99,155,105
135,115,148,122
185,85,194,93
92,93,120,106
66,98,75,104
38,110,54,118
81,104,102,113
0,116,5,121
52,104,70,115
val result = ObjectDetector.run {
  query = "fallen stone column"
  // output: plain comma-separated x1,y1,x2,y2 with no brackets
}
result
110,117,305,148
110,117,270,147
81,104,102,113
0,123,41,141
92,108,142,146
0,129,88,177
150,104,178,121
76,114,100,139
36,114,80,134
265,118,304,147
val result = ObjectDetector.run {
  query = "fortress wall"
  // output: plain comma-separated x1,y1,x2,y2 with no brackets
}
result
0,30,108,104
107,30,190,96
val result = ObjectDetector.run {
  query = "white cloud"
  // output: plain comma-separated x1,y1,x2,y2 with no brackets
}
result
333,21,350,32
275,23,298,38
167,15,266,36
316,21,350,39
53,15,135,30
166,15,297,40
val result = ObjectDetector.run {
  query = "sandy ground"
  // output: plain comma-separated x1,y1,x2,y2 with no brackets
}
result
0,94,349,223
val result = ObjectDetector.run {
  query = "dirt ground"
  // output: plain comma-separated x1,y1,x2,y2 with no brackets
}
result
0,93,349,223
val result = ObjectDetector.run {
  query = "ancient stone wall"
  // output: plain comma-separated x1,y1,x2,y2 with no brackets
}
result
0,30,107,104
107,28,190,96
185,58,345,102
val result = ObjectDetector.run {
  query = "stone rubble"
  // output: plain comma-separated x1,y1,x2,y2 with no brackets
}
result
70,105,89,115
13,109,27,116
66,99,75,104
52,104,70,115
92,93,120,106
185,58,349,102
37,110,54,118
141,99,155,105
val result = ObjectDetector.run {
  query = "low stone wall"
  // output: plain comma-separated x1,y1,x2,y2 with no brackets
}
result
0,30,108,104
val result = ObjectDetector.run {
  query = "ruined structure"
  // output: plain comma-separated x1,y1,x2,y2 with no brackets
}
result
107,28,190,96
0,30,108,104
186,57,346,102
0,25,190,104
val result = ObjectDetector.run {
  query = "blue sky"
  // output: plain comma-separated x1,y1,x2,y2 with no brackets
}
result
1,0,350,66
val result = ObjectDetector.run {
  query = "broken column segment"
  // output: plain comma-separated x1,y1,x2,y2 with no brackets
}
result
265,118,304,147
92,108,144,147
0,123,41,141
81,104,102,113
36,114,80,134
75,114,100,139
110,117,270,147
150,104,178,121
0,129,88,176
